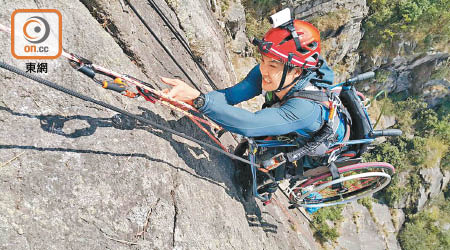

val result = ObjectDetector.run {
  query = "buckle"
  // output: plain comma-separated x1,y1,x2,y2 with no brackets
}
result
262,153,286,171
328,161,345,190
252,38,273,53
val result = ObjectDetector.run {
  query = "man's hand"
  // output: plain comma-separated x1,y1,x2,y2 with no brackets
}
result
161,77,201,106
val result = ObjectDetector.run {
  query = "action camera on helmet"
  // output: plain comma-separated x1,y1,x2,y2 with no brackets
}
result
269,8,292,28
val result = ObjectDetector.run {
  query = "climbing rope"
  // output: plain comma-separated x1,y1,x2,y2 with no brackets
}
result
145,0,219,90
123,0,204,92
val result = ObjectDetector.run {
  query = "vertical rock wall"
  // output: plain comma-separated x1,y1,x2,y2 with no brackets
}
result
0,0,319,249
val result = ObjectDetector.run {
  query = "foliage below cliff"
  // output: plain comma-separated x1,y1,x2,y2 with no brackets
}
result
311,205,344,244
362,0,450,55
398,193,450,249
364,96,449,208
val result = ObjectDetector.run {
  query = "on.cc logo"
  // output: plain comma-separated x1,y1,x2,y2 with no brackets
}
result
23,16,50,44
11,9,62,59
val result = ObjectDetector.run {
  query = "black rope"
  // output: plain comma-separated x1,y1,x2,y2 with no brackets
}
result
0,61,256,166
123,0,203,93
148,0,190,51
146,0,219,90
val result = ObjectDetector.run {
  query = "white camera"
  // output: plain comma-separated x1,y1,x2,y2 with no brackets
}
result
269,8,292,28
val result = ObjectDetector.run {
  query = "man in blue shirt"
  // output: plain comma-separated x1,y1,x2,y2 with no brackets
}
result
160,19,345,200
160,20,342,139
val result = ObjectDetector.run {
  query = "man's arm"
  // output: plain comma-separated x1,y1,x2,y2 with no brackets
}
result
199,96,324,137
218,65,263,105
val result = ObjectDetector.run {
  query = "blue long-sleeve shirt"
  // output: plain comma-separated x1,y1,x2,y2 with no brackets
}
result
199,61,345,140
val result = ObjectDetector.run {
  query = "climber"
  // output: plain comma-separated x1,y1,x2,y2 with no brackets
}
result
160,15,347,201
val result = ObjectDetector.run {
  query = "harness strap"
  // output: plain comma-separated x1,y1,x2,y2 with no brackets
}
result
283,90,331,109
328,161,340,180
288,90,329,102
261,87,348,166
285,124,334,162
275,53,295,92
282,21,303,53
340,103,352,125
286,91,348,136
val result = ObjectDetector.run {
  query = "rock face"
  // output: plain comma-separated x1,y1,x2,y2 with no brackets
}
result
416,166,450,211
362,52,449,98
389,166,449,212
329,202,401,250
287,0,369,82
358,27,449,106
165,0,237,88
0,0,317,249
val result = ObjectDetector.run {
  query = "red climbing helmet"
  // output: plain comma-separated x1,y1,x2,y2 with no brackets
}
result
253,19,321,69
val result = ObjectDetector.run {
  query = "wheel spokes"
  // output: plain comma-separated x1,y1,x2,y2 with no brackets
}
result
294,169,392,207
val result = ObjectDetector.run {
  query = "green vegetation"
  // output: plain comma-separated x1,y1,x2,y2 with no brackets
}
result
220,0,231,16
374,70,391,84
362,0,450,56
309,9,351,66
364,96,449,207
309,9,350,37
311,205,344,243
241,0,279,39
358,197,373,211
241,0,280,59
398,192,450,249
239,0,450,244
431,58,450,80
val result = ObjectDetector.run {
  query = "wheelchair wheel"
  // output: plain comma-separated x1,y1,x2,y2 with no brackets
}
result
288,162,394,208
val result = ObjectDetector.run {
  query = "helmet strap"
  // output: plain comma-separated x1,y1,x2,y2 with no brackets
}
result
275,64,289,92
282,21,302,52
275,53,295,92
277,75,301,93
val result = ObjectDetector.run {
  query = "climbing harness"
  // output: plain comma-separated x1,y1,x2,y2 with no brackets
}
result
242,69,382,203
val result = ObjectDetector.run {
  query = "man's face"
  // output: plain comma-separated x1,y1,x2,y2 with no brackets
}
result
259,55,302,92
